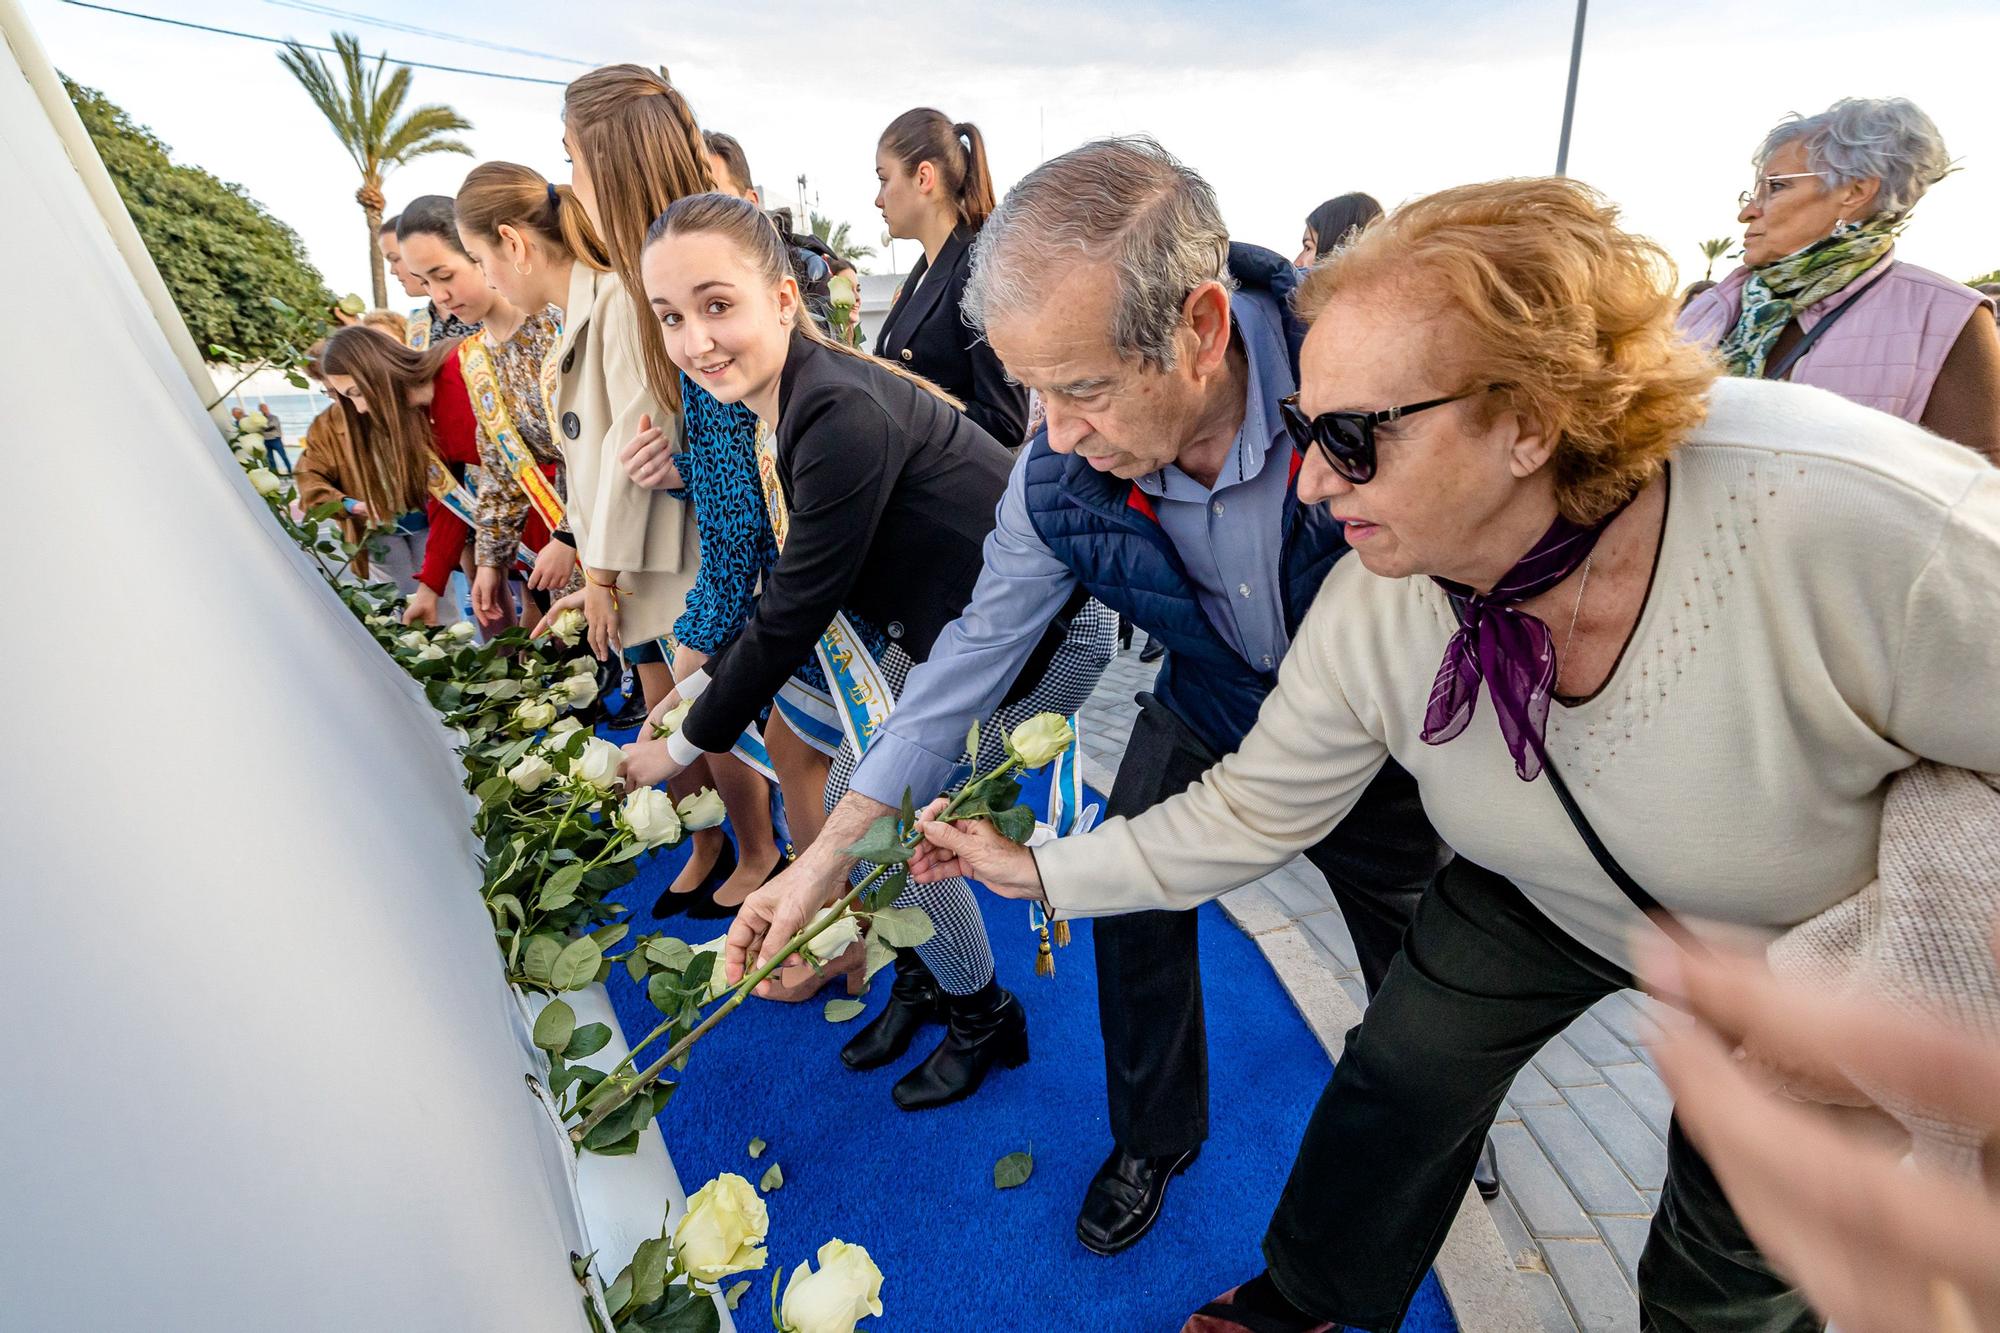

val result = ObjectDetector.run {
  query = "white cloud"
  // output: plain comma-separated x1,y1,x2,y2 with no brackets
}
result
24,0,2000,305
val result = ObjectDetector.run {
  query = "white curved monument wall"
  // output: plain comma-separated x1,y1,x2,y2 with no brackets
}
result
0,8,599,1327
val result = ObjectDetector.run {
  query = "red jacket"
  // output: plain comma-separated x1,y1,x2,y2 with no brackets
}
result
416,352,554,593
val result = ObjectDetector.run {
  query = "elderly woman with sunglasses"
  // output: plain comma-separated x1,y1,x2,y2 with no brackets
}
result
907,176,2000,1333
1681,96,1999,463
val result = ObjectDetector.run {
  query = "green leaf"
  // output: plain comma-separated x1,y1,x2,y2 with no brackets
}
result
532,999,576,1053
724,1280,751,1311
758,1162,784,1192
863,929,898,984
522,933,565,984
842,813,912,866
748,1137,766,1159
867,905,933,950
646,972,683,1015
994,1147,1034,1190
551,936,604,991
900,785,917,835
682,951,716,996
563,1022,612,1060
604,1268,634,1317
645,937,695,972
862,864,909,913
965,718,980,763
823,998,865,1023
987,803,1038,846
570,1250,595,1280
628,1235,674,1309
487,893,524,924
589,923,630,952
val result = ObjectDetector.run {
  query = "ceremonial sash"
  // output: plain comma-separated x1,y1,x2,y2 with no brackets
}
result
423,449,536,569
1042,715,1094,836
460,335,564,530
406,313,431,351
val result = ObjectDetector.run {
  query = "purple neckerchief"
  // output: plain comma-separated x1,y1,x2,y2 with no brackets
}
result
1421,504,1627,781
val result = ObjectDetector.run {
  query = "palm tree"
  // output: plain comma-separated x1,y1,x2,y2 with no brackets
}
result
810,211,878,265
279,33,473,308
1698,238,1735,282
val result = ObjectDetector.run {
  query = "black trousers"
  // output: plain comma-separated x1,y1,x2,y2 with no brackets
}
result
1262,856,1815,1332
1094,693,1447,1157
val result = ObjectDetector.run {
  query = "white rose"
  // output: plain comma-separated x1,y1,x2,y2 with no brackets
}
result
547,607,586,646
650,697,694,739
620,787,683,848
548,716,584,737
240,411,269,433
568,654,597,678
416,643,446,661
555,673,599,708
801,908,862,964
247,467,284,496
570,736,623,790
398,631,428,650
446,620,476,641
691,935,732,1001
1005,712,1076,770
779,1240,883,1333
673,1173,768,1283
512,699,557,731
506,754,555,792
676,788,728,831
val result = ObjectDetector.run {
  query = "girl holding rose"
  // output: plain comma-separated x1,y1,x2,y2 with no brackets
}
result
615,191,1115,1108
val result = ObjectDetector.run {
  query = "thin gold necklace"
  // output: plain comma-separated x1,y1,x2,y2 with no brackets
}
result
1560,555,1594,666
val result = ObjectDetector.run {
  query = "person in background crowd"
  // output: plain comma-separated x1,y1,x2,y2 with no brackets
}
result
396,197,487,352
725,141,1448,1225
543,64,771,906
254,401,291,475
360,308,410,343
1679,278,1717,310
1294,191,1383,267
379,214,425,304
826,254,864,346
394,193,560,633
706,131,837,335
1681,97,2000,463
702,130,759,205
908,174,2000,1333
620,192,1116,1104
873,108,1028,445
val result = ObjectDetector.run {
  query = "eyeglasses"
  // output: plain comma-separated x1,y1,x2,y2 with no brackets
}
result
1736,173,1819,210
1278,385,1505,484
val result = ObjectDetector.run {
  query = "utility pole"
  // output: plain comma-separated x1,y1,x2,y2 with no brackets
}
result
1554,0,1588,176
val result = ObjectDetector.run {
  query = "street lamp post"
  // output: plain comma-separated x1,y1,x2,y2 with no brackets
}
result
1555,0,1588,177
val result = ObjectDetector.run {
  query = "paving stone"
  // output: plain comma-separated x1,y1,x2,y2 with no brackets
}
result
1514,1269,1581,1333
1334,972,1369,1015
1490,1122,1594,1240
1594,1215,1653,1292
1263,866,1333,919
1218,882,1289,936
1485,1192,1541,1270
1562,1009,1635,1066
1603,1064,1674,1142
1563,1084,1667,1190
1641,1190,1661,1212
1542,1238,1640,1331
1589,992,1660,1048
1532,1035,1603,1088
1521,1104,1646,1213
1508,1062,1566,1108
1298,906,1360,970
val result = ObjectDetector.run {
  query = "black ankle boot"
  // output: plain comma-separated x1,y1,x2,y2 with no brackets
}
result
891,979,1029,1110
840,950,942,1071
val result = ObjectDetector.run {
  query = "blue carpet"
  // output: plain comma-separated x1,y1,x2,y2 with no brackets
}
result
596,716,1455,1333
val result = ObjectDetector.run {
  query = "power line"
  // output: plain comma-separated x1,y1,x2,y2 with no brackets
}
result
263,0,597,68
57,1,572,87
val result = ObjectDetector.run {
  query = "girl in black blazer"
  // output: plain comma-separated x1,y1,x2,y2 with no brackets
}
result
873,108,1030,445
619,193,1114,1109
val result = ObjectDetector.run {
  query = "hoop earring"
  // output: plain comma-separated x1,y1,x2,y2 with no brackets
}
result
514,262,533,276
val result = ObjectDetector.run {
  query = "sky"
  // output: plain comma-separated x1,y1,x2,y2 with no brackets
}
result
23,0,2000,302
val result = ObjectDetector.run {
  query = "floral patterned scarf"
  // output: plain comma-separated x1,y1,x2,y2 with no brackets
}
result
1716,215,1899,378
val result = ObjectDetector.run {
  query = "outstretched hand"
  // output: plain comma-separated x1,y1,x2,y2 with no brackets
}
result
723,861,826,993
909,798,1047,901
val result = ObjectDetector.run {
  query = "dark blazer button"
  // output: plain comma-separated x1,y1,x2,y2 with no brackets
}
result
887,620,905,639
561,411,581,440
560,349,575,374
899,349,913,362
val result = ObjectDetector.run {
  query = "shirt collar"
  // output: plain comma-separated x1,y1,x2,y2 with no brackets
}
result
1135,287,1295,498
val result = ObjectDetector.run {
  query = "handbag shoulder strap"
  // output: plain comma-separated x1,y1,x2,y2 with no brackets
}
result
1765,261,1896,382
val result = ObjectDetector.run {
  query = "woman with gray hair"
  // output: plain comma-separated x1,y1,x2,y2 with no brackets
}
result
1682,96,1999,461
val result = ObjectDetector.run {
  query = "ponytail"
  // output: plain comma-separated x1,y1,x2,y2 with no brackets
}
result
456,161,609,272
880,108,996,231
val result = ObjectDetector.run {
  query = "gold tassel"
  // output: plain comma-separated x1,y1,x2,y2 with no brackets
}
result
1034,923,1055,978
1051,919,1071,948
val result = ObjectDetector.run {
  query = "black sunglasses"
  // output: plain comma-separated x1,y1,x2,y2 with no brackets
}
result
1279,384,1506,484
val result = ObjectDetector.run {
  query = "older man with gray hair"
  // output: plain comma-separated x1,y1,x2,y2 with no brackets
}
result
727,138,1455,1314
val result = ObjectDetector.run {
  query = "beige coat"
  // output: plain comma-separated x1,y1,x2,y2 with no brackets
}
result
549,264,698,647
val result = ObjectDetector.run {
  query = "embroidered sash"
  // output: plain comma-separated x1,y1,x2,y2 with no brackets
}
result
460,334,564,530
423,450,535,569
406,314,431,351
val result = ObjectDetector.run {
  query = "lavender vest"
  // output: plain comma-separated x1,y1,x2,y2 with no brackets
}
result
1680,249,1993,423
